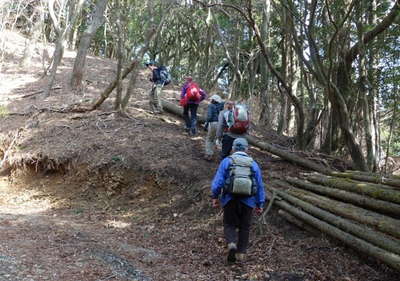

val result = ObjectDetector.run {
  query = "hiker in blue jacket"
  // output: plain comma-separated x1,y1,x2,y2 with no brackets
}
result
211,137,266,263
204,94,224,161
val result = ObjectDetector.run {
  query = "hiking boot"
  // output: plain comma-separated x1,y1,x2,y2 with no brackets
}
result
227,243,237,263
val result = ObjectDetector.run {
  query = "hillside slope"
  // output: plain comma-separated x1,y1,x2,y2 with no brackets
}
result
0,30,399,281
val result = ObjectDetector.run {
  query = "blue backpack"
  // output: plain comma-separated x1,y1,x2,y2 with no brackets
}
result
158,66,171,85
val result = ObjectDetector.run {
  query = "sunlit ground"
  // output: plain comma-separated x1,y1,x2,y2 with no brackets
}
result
0,30,75,107
104,219,131,229
0,177,52,215
0,74,38,105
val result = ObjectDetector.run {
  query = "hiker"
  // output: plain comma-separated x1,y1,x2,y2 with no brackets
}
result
216,101,250,160
211,137,266,263
204,94,224,161
180,76,207,136
146,61,171,114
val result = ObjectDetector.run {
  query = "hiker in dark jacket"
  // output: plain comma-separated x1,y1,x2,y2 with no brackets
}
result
211,138,266,263
146,61,165,114
204,94,224,161
180,76,206,136
216,101,247,160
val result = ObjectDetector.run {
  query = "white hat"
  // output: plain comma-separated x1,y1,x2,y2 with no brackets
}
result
233,138,248,151
210,94,222,103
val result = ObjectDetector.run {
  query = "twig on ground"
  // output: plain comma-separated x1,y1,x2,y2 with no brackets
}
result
20,87,61,98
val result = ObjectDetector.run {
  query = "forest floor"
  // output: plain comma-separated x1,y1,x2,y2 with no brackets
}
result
0,30,399,281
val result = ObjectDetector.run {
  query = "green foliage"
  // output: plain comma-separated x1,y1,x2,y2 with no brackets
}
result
60,0,400,163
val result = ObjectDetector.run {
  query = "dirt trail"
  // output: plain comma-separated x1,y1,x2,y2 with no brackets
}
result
0,175,222,281
0,177,151,280
1,172,399,281
1,30,400,281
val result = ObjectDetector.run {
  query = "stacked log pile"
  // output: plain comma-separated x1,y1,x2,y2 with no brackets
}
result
271,172,400,271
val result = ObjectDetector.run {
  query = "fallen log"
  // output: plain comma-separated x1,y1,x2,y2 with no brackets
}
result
331,171,400,189
271,187,400,255
162,100,332,174
275,199,400,271
245,135,332,174
286,177,400,216
306,174,400,205
286,187,400,239
162,100,189,120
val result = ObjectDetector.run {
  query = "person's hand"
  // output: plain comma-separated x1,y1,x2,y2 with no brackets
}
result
255,207,263,216
212,199,220,208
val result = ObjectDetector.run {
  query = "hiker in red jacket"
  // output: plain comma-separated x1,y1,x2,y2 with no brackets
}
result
180,76,207,136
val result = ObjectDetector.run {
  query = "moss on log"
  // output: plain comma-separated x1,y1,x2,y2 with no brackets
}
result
306,174,400,204
331,171,400,189
272,188,400,255
275,199,400,271
286,187,400,239
286,177,400,216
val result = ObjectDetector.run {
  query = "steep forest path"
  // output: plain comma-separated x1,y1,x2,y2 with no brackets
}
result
0,30,399,281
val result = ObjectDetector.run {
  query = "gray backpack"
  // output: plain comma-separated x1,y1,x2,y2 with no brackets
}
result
225,153,256,196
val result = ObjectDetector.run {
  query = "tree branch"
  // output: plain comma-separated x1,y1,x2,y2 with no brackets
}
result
345,0,400,64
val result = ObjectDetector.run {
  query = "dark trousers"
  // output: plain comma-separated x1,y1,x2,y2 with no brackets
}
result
183,103,199,134
223,199,253,253
220,134,235,160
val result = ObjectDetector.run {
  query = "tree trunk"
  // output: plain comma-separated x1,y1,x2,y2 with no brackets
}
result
277,92,288,135
70,0,108,91
331,1,400,171
329,63,368,171
91,60,139,110
286,187,400,239
45,37,65,96
258,1,272,129
306,174,400,204
285,177,400,215
45,0,85,96
272,187,400,255
91,15,165,110
274,199,400,271
114,31,123,111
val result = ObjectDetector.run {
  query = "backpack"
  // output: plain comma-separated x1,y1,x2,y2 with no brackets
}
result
158,66,171,85
225,104,250,134
185,82,201,102
224,153,256,197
